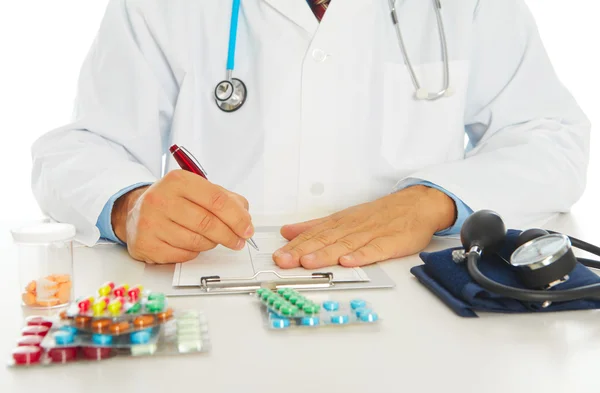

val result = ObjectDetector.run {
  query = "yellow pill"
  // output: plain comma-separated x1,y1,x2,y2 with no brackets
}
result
107,301,121,315
122,284,130,291
98,285,111,297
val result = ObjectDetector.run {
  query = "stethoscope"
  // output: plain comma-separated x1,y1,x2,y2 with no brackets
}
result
214,0,452,112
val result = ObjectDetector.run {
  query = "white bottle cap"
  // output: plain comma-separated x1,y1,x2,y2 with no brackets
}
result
11,223,76,244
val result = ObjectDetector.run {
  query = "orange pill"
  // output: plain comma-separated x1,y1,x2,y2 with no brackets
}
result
36,298,60,307
22,292,36,306
91,319,111,332
25,281,37,293
109,322,130,334
75,316,91,326
53,275,71,284
157,308,173,321
59,311,68,320
57,284,71,304
133,315,155,328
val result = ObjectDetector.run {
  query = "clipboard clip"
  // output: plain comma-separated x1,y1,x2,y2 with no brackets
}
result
199,270,334,293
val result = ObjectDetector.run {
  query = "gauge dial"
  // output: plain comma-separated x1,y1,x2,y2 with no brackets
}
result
510,234,571,268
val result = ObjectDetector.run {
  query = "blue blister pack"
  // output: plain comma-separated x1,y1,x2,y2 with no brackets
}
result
256,288,380,330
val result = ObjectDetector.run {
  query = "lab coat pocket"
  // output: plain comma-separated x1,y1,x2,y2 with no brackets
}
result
381,60,468,172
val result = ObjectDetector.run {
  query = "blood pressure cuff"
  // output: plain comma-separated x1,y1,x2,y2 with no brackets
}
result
410,229,600,317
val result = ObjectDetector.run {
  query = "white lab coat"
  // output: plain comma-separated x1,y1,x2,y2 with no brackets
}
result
31,0,591,246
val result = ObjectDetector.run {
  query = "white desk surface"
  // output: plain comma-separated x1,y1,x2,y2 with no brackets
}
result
2,204,600,393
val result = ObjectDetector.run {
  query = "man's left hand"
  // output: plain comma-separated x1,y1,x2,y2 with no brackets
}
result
272,185,457,269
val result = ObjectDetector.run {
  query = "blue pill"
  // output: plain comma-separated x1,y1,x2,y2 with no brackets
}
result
271,318,290,329
355,308,372,317
330,314,349,324
92,334,113,345
360,312,379,322
300,316,320,326
130,330,151,344
350,299,366,310
60,325,78,335
322,301,339,311
54,331,74,345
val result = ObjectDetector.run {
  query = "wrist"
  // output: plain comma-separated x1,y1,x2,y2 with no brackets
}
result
420,186,457,232
111,186,149,243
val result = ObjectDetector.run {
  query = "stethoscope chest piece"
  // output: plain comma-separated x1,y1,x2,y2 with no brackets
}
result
215,78,247,112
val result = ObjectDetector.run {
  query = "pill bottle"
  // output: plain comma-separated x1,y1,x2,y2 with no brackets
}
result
11,223,76,309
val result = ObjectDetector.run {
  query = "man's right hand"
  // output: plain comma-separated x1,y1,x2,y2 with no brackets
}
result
111,170,254,264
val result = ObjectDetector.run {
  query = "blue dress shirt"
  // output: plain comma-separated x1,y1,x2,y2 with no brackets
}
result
96,180,473,243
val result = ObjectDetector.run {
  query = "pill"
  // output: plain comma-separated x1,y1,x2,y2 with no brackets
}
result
131,343,158,356
36,298,61,307
98,285,111,297
109,321,131,334
17,335,43,347
12,346,42,365
267,294,279,305
75,315,91,326
22,325,49,337
295,298,307,308
92,334,113,345
303,304,321,314
57,284,71,304
157,308,174,321
178,340,202,353
256,288,267,296
323,301,339,311
25,280,37,293
288,295,299,304
91,319,111,332
331,314,349,324
261,291,271,301
355,308,372,318
107,300,122,316
92,302,105,316
82,346,112,360
282,291,294,300
104,281,115,290
60,325,79,335
26,316,53,328
273,299,284,309
113,286,126,298
128,288,140,302
146,300,164,313
130,330,152,344
126,302,142,314
271,317,290,329
134,315,155,328
301,316,320,326
148,292,166,302
78,299,91,313
350,299,367,310
54,330,75,345
48,347,77,363
276,288,287,295
115,296,126,306
359,312,379,322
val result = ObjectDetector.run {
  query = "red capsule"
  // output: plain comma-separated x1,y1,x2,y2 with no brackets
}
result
21,325,49,337
17,335,43,347
48,347,77,363
12,346,42,365
113,287,126,298
25,316,53,328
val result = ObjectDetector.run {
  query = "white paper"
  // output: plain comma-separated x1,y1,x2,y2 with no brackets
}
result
172,228,370,287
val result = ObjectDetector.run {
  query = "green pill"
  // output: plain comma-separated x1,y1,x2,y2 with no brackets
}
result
280,306,297,316
261,291,272,301
148,292,166,302
273,299,284,309
257,288,267,297
277,288,288,295
303,303,320,314
146,299,164,313
295,298,306,308
289,295,299,305
126,302,142,314
282,292,294,300
268,294,279,305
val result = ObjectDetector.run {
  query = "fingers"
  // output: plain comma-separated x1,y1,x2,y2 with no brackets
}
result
339,236,401,267
299,232,374,269
274,222,334,268
129,238,199,264
166,170,254,239
168,197,246,250
279,216,329,241
155,220,217,253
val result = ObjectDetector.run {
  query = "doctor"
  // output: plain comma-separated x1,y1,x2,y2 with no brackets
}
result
31,0,590,268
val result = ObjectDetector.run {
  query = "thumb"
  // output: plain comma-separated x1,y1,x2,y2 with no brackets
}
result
280,217,328,240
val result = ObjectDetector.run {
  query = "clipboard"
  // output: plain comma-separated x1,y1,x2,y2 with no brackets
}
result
142,263,395,296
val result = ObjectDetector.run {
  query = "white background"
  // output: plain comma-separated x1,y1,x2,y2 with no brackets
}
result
0,0,597,229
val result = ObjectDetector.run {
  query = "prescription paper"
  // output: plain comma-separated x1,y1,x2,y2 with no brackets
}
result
172,228,370,287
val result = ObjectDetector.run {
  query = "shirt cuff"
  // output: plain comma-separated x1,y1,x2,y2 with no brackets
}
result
392,178,473,236
95,182,152,244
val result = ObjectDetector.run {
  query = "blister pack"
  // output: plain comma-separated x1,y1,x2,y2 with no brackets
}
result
256,288,380,329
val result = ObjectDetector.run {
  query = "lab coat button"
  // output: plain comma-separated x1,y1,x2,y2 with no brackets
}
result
310,182,325,196
312,49,327,62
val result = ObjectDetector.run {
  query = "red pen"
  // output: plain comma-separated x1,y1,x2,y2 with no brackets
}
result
169,144,259,251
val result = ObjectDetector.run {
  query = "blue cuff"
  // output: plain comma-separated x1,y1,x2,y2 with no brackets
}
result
95,182,152,244
392,179,473,236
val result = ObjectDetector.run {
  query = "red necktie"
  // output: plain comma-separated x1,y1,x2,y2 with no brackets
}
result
307,0,330,21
